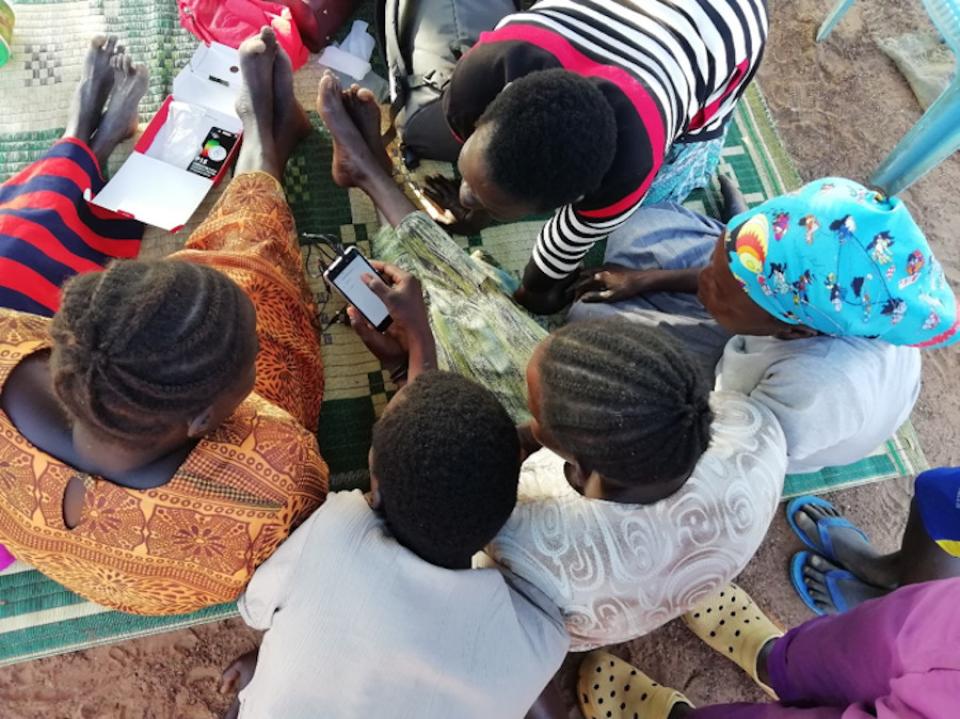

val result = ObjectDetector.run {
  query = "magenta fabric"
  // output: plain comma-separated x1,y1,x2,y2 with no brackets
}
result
691,579,960,719
0,543,13,571
179,0,310,69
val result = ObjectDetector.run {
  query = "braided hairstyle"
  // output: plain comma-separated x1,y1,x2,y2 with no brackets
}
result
49,259,256,448
371,371,520,569
538,319,713,486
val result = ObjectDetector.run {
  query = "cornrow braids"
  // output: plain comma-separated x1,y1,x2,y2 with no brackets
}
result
539,319,713,486
49,259,255,448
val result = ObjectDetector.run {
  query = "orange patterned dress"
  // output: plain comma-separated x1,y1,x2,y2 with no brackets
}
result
0,172,329,615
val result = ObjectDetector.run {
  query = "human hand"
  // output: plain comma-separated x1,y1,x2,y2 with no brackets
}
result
421,175,493,235
574,265,654,303
348,261,437,380
514,271,579,315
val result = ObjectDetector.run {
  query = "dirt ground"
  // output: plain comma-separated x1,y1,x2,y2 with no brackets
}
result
3,1,959,717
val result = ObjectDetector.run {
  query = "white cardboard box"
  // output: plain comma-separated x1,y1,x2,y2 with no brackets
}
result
88,43,244,232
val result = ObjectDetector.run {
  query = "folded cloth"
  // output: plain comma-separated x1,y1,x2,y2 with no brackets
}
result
274,0,362,53
179,0,310,69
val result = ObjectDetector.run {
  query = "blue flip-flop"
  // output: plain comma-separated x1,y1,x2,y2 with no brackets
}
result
790,551,855,616
785,495,869,564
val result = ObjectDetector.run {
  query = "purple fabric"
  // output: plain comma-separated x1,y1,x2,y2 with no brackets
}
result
690,579,960,719
0,543,13,571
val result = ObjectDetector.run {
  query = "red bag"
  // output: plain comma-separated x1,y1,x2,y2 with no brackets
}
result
273,0,363,53
179,0,311,69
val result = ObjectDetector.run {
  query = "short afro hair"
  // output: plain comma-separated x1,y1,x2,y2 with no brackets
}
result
538,319,713,487
478,68,618,210
371,371,520,568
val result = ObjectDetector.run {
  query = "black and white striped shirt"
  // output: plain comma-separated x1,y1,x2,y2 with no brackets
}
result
443,0,768,280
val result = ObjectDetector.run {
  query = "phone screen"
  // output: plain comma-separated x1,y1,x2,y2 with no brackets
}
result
326,250,392,330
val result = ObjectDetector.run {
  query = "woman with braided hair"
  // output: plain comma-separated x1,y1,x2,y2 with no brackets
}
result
0,28,328,615
320,86,788,658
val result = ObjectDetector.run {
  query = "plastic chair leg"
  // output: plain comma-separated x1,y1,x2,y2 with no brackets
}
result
817,0,857,42
871,80,960,196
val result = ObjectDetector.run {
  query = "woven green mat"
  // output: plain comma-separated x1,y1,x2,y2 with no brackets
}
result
0,0,929,666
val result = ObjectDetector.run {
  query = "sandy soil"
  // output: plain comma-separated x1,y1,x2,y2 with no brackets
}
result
2,1,959,717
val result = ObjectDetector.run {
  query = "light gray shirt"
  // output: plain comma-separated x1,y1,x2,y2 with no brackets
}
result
716,335,922,474
238,491,569,719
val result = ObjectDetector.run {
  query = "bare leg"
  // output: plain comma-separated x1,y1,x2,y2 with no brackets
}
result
316,72,415,228
896,496,960,585
792,493,960,613
64,35,118,145
525,680,568,719
234,27,281,180
271,45,313,170
89,50,148,168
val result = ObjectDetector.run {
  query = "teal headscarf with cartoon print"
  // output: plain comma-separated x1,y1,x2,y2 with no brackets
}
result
725,177,958,349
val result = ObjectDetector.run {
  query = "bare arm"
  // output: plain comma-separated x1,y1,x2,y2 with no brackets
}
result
575,265,702,303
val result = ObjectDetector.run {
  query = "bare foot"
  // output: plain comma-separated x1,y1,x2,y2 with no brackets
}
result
65,35,119,145
343,84,391,173
235,27,281,179
317,72,386,188
89,51,148,168
802,555,889,614
792,502,899,589
271,45,312,170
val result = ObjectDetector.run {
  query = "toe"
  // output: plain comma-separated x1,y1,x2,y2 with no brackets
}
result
104,35,118,54
241,37,267,56
260,25,278,49
802,569,828,594
319,74,341,109
808,554,838,572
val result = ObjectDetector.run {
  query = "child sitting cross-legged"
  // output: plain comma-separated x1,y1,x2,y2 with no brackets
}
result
218,268,569,719
315,77,790,717
571,177,958,474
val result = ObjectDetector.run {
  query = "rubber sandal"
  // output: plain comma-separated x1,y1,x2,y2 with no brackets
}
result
785,495,869,564
790,551,854,617
578,651,692,719
681,583,783,699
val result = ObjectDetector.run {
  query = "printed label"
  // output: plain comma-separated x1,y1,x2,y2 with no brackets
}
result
187,127,238,178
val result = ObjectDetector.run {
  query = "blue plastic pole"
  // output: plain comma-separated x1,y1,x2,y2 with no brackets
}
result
871,81,960,195
817,0,857,42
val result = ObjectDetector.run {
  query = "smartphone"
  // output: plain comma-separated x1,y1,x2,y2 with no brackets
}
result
323,247,393,332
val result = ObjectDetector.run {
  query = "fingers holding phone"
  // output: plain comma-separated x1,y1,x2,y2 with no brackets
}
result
327,255,437,383
346,306,407,369
361,261,430,333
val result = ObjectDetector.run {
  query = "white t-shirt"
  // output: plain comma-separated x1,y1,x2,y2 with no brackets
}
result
715,335,921,474
237,491,569,719
481,391,787,651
